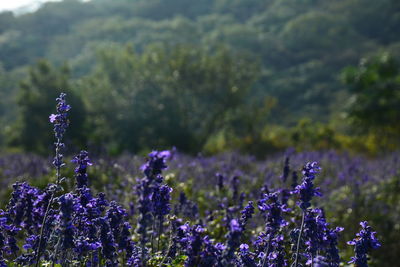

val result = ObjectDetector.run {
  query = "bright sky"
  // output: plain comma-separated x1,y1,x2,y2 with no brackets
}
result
0,0,61,12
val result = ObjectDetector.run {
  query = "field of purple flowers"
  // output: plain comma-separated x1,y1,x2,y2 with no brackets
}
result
0,94,398,266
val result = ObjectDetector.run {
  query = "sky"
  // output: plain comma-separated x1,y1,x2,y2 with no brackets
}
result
0,0,61,12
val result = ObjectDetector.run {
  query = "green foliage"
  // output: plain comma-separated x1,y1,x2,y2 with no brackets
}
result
343,53,400,150
168,255,187,267
0,0,399,154
80,44,260,153
10,60,87,154
326,173,400,266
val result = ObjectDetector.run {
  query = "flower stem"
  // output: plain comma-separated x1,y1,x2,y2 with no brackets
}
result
35,140,62,267
293,211,306,267
261,233,273,267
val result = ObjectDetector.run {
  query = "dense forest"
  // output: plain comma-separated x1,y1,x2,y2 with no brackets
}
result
0,0,399,155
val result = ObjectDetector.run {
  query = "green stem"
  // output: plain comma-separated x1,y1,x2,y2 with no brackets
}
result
293,211,306,267
35,140,63,267
157,218,163,253
160,223,173,266
261,233,273,267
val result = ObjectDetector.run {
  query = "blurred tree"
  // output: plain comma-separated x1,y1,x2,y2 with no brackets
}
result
343,53,400,149
280,12,361,60
213,0,267,21
0,11,15,34
0,0,399,154
10,60,87,154
80,44,260,154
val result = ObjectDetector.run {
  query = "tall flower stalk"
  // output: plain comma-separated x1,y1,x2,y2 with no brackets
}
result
136,150,170,263
35,93,70,266
256,191,288,267
71,150,92,189
292,162,321,267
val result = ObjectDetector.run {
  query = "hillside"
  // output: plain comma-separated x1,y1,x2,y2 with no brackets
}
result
0,0,399,153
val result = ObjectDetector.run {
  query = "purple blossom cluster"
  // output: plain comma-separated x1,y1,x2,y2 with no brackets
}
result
49,92,70,171
0,93,383,266
347,221,381,267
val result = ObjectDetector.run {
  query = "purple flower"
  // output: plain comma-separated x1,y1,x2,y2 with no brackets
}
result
99,217,117,264
6,182,42,230
281,157,290,183
126,245,141,266
347,221,381,267
221,219,243,264
293,162,322,210
199,236,223,265
302,208,328,264
239,243,249,254
59,193,75,249
256,192,289,267
257,192,289,231
325,226,343,266
118,222,132,251
239,243,257,267
183,224,206,267
216,173,225,191
240,201,254,228
136,150,170,262
49,93,70,169
140,150,170,178
49,93,70,126
152,185,172,219
71,150,92,188
313,255,329,267
106,201,128,250
59,193,74,220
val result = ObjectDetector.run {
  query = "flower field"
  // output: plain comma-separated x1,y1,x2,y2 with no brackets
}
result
0,94,398,267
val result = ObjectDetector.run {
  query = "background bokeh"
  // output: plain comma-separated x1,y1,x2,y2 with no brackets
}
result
0,0,399,156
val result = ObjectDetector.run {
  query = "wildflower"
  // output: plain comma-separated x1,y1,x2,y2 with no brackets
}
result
106,201,128,250
313,255,329,267
293,162,322,210
58,193,75,249
49,93,70,170
302,208,328,264
71,151,92,188
222,219,243,264
325,226,343,266
281,157,290,183
152,185,173,220
257,192,289,231
49,93,70,139
136,150,170,262
140,150,170,178
199,236,223,265
347,221,381,267
256,192,289,266
240,243,249,254
99,217,117,265
185,224,205,267
118,222,132,251
240,201,254,228
216,173,225,191
239,243,257,267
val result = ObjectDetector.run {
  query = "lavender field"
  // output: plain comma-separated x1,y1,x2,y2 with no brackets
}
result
1,0,399,266
0,94,396,266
